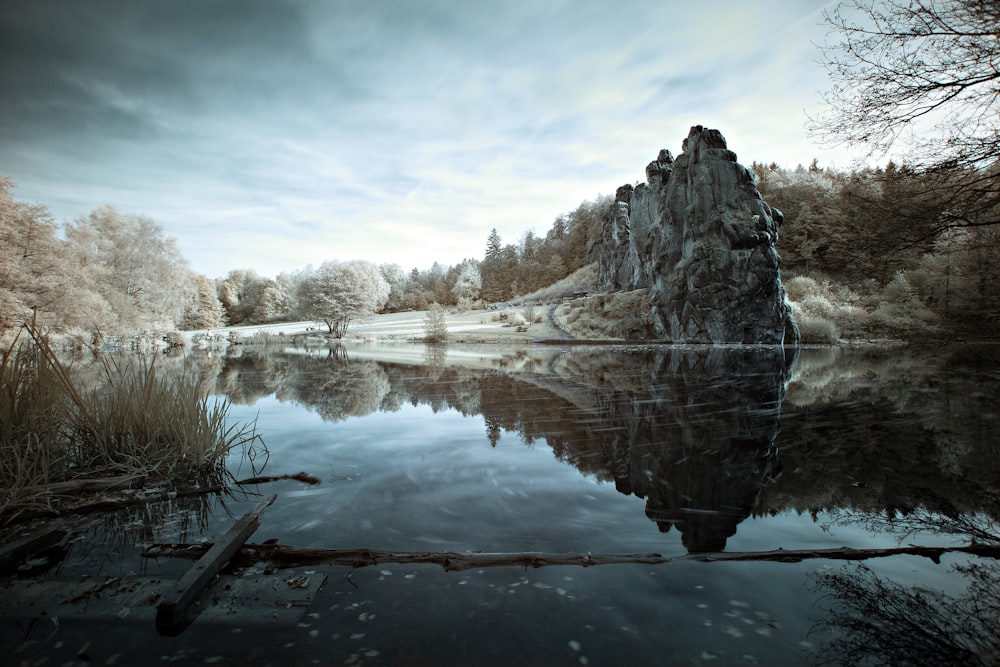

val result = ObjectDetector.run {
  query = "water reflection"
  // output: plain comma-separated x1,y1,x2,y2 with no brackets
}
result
813,560,1000,667
808,504,1000,666
57,343,1000,665
195,344,1000,552
200,345,803,552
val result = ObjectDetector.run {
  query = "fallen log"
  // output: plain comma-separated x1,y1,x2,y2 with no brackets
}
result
141,541,1000,572
155,494,276,632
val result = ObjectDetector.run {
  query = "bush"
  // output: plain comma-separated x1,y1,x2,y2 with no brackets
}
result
785,274,938,340
423,304,448,343
791,307,840,344
508,311,528,327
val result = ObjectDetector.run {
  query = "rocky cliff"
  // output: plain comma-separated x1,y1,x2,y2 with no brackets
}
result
594,125,799,345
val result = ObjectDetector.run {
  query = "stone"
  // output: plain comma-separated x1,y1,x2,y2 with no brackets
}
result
594,125,798,345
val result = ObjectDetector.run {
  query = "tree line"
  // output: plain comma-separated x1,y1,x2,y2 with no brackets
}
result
1,162,616,341
4,156,998,343
216,193,611,332
753,159,999,338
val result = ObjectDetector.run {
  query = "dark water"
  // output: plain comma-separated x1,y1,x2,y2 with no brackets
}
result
5,343,1000,666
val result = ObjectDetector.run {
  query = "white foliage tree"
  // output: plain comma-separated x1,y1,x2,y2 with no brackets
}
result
66,206,192,330
451,261,481,308
298,260,390,337
183,273,224,330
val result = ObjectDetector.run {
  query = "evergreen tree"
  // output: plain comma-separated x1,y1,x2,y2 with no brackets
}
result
481,228,505,303
423,302,448,343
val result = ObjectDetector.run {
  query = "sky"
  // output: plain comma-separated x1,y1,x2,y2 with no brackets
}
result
0,0,868,279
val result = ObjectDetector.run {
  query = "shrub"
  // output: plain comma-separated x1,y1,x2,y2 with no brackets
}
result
508,311,528,327
423,303,448,343
791,307,841,344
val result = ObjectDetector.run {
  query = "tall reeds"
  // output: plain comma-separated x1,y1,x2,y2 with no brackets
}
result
0,324,266,523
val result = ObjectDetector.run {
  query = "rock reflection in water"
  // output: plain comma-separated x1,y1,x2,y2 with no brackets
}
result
579,347,795,553
207,344,797,553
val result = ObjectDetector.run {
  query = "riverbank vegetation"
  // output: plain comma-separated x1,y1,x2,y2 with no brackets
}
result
0,324,265,524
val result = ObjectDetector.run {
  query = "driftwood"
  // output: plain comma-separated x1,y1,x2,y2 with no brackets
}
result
155,494,276,632
142,542,1000,572
236,472,320,486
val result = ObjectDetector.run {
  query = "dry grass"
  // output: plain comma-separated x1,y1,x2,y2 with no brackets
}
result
0,323,266,524
555,289,650,339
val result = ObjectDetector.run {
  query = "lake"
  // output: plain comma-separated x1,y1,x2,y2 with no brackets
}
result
4,342,999,666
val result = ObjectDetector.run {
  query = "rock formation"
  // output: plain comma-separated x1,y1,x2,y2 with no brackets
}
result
594,125,799,345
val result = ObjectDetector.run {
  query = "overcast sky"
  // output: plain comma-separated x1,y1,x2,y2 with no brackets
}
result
1,0,865,278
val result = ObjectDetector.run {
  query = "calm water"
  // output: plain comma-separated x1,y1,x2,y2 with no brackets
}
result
6,343,1000,666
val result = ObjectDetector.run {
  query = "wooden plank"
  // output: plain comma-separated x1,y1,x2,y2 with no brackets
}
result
155,494,275,630
0,526,70,572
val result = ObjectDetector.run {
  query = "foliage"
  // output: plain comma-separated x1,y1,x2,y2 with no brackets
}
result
0,178,109,334
1,179,221,338
480,196,610,303
66,206,194,329
0,324,265,523
812,0,1000,240
297,260,390,337
217,268,294,326
451,261,481,308
784,275,939,341
423,303,449,343
183,274,224,329
813,562,1000,667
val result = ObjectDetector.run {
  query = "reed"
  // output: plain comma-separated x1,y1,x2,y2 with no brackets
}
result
0,323,266,524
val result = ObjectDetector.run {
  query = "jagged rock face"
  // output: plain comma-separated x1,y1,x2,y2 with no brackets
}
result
597,126,799,345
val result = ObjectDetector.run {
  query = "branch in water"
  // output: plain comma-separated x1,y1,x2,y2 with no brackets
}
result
141,542,1000,571
235,472,321,486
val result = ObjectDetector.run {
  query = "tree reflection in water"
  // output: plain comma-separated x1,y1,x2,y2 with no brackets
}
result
812,509,1000,667
193,343,1000,663
207,344,799,552
200,344,1000,556
812,560,1000,667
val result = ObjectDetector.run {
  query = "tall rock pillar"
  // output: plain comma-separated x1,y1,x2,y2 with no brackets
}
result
597,126,799,345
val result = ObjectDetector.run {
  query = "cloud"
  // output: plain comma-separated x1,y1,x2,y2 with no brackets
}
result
0,0,865,278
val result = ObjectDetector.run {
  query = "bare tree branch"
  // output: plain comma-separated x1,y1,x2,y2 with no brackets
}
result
811,0,1000,171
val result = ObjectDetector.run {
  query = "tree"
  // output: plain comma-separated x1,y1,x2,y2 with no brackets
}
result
0,178,107,332
812,0,1000,234
217,269,263,326
379,263,407,312
481,229,505,303
814,0,999,168
65,206,192,329
423,303,448,343
451,260,481,308
297,260,389,337
182,273,223,330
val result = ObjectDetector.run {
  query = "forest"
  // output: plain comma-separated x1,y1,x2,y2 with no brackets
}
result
2,156,999,345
